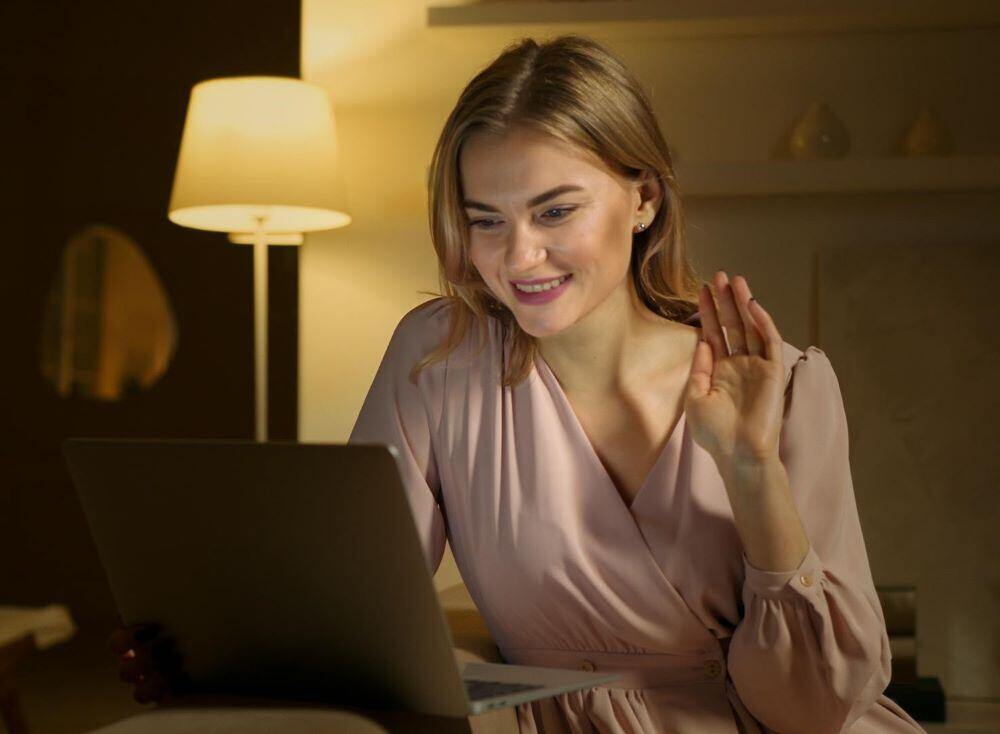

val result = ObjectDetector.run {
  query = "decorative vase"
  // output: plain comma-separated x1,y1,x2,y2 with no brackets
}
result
900,104,953,157
789,100,851,159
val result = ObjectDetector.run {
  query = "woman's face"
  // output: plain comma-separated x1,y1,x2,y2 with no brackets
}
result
460,126,652,338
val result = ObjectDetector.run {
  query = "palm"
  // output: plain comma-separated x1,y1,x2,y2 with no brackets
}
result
685,354,784,463
683,272,787,468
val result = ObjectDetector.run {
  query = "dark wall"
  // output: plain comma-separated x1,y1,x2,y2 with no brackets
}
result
0,1,301,625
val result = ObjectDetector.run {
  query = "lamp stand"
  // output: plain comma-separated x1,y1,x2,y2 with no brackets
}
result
252,216,268,442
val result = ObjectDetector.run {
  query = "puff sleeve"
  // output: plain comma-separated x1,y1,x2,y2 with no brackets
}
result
727,346,893,734
347,300,450,577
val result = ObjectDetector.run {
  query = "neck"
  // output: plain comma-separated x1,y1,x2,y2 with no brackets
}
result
536,277,689,397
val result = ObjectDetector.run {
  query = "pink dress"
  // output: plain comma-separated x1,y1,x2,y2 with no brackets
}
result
348,298,926,734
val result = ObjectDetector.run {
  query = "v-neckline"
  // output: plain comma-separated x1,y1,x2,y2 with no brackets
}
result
533,352,688,513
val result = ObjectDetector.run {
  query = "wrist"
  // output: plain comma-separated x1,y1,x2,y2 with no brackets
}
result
717,453,785,490
717,455,811,572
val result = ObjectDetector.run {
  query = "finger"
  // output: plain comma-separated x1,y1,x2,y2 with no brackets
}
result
686,339,714,399
729,275,764,357
747,297,783,365
698,283,728,361
713,271,746,355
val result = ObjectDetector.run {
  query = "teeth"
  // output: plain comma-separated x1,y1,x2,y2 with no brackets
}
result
515,274,570,293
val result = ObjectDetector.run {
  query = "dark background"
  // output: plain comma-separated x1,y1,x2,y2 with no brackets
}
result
0,1,301,627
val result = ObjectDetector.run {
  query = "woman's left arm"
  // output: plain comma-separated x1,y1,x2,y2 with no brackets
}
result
725,347,892,734
686,273,892,734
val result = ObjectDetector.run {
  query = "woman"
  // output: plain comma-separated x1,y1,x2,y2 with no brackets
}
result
116,35,925,733
346,35,924,734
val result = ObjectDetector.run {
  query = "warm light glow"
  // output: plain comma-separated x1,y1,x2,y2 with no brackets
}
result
227,232,305,246
168,76,351,234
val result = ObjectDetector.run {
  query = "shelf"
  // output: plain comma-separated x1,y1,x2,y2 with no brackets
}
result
672,155,1000,197
427,1,1000,40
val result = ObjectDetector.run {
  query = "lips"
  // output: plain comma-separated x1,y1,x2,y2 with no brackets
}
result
510,274,570,286
512,274,571,292
510,273,573,304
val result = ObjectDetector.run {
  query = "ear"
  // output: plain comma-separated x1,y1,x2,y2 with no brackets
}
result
633,170,663,225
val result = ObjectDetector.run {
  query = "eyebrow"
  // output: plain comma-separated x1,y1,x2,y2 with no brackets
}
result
462,184,587,212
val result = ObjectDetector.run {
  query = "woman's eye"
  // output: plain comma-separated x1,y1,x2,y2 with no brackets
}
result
469,207,575,230
469,218,499,230
542,207,575,221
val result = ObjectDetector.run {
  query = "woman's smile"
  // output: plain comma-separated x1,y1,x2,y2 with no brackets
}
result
511,273,573,304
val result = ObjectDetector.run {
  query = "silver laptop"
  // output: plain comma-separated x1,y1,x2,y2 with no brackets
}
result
62,439,619,717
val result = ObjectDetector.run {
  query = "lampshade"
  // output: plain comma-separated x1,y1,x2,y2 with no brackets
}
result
168,76,351,234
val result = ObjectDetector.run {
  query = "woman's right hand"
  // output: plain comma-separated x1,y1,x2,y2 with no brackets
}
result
107,621,188,703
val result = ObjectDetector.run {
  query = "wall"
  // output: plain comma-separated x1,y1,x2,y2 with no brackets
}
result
0,0,302,626
299,1,1000,700
821,238,1000,702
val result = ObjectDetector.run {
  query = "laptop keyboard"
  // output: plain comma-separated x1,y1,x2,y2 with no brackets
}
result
464,678,545,701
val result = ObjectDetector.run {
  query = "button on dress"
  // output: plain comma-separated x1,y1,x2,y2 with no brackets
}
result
348,298,926,734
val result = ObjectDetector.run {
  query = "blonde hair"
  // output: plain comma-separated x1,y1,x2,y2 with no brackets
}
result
414,34,701,388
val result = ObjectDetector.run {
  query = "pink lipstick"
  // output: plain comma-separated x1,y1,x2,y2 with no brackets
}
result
511,274,573,305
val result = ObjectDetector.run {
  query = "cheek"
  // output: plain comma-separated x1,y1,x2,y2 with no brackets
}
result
467,241,490,274
563,211,628,267
471,238,510,266
467,242,503,288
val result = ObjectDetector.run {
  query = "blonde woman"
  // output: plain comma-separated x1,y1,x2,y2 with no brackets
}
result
348,35,925,734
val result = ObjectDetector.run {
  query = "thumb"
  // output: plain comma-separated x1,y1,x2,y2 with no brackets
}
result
686,339,713,400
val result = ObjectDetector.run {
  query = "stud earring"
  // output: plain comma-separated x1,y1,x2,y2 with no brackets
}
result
635,222,646,232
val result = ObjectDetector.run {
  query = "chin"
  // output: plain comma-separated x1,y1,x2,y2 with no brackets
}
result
511,310,573,339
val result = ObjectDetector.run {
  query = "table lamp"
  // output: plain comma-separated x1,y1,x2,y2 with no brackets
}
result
168,76,350,441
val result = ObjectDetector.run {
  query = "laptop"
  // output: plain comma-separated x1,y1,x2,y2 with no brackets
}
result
62,439,619,717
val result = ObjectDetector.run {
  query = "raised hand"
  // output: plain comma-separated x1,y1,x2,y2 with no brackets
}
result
684,270,786,470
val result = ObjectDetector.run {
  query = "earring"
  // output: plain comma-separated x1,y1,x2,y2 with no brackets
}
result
634,222,646,233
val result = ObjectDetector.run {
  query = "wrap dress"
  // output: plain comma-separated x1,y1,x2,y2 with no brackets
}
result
348,297,926,734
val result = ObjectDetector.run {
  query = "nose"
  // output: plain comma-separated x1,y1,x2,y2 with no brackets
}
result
503,221,548,276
